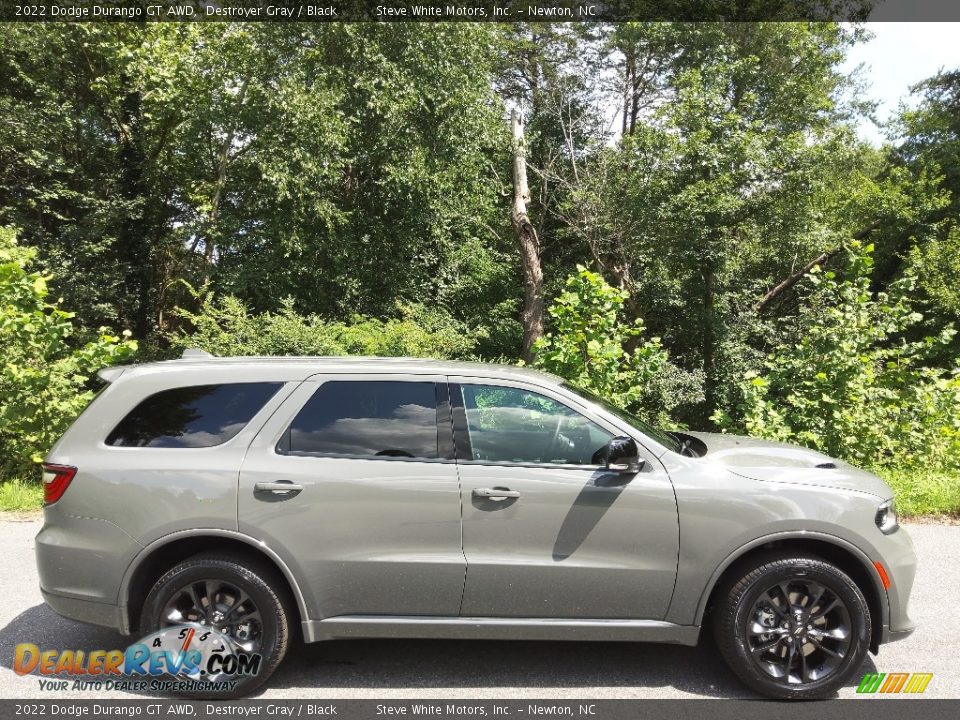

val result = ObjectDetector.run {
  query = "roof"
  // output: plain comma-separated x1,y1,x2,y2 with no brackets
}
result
99,352,563,386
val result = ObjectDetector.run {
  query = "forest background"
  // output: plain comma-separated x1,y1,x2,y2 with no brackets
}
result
2,21,959,515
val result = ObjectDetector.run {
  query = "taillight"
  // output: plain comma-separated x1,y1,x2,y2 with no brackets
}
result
41,464,77,505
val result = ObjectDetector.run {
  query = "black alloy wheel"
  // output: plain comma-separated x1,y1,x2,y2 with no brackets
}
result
714,554,871,700
160,577,265,655
745,578,853,685
143,553,290,698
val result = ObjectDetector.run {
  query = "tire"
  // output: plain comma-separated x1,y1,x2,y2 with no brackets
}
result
142,553,291,699
713,554,871,700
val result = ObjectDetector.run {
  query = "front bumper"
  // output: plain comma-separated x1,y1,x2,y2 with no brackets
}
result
876,524,917,643
882,625,916,644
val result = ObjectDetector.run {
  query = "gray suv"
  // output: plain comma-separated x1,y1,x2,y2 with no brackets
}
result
37,352,916,699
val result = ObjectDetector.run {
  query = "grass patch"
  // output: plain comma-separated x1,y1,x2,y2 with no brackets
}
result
0,478,43,512
877,467,960,518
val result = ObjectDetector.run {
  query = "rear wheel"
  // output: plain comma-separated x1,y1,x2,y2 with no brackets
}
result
142,554,290,698
713,555,871,700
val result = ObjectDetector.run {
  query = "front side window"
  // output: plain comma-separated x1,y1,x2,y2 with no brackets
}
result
458,384,613,466
562,382,682,454
107,382,282,448
284,381,439,459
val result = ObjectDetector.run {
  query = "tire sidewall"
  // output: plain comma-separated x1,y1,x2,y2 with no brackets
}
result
142,558,287,698
727,558,871,699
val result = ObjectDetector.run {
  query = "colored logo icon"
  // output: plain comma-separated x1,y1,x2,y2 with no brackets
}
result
857,672,933,694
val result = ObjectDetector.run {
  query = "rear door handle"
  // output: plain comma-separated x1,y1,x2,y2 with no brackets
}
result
254,481,303,497
472,487,521,500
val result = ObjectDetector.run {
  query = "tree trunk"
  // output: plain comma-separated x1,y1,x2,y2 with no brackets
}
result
755,221,881,312
755,248,840,312
115,72,154,340
203,77,250,266
621,50,634,136
701,264,718,425
510,109,545,363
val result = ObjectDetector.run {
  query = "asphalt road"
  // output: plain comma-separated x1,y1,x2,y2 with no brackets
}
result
0,518,956,700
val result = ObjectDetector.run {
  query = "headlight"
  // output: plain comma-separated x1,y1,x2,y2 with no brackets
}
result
875,499,899,534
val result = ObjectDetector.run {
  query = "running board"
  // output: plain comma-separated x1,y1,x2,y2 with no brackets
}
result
302,616,700,646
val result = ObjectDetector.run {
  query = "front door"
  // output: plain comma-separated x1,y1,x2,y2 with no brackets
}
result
239,375,464,620
451,379,679,620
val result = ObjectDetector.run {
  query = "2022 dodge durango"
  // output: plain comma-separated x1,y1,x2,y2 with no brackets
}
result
36,351,916,699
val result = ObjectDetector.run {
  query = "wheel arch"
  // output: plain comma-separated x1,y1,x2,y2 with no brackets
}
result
119,529,310,638
697,532,888,653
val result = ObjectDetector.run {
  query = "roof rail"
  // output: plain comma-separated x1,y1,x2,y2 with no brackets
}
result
181,347,214,359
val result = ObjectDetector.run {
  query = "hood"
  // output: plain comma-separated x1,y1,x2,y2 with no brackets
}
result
683,431,893,499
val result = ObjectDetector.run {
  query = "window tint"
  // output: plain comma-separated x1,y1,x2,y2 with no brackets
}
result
106,383,282,448
286,381,439,459
459,385,613,465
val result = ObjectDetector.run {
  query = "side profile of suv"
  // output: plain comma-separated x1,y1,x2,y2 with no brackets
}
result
37,352,916,699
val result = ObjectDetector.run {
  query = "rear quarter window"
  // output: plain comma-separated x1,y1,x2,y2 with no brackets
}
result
106,382,282,448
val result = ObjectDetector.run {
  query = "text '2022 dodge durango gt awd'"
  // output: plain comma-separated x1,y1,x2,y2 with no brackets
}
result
36,351,916,699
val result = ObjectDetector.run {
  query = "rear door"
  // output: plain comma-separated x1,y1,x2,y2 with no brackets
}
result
451,377,679,620
238,374,464,620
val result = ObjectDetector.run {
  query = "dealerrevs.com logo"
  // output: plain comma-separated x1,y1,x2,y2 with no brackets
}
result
14,625,262,694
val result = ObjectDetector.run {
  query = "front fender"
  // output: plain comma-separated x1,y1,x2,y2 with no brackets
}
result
685,529,888,629
664,464,892,629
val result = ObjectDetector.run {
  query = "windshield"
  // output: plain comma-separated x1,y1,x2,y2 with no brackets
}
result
563,383,682,454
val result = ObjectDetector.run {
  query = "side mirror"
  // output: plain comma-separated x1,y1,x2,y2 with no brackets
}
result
605,436,642,474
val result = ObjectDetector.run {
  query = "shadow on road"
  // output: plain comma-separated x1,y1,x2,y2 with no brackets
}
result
0,604,877,699
0,604,127,662
0,604,167,697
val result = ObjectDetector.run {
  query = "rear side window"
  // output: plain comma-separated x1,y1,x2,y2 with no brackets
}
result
106,383,282,448
283,380,439,459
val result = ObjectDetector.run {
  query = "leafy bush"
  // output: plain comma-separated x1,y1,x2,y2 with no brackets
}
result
714,242,960,470
169,289,478,360
0,228,136,479
533,266,703,425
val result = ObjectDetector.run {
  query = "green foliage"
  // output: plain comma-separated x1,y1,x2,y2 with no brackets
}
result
909,225,960,317
715,242,960,470
892,71,960,327
0,228,137,478
561,23,876,425
169,288,477,360
0,478,44,513
534,267,703,425
878,468,960,518
0,24,508,338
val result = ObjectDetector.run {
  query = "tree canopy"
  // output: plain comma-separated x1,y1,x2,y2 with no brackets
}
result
1,21,958,490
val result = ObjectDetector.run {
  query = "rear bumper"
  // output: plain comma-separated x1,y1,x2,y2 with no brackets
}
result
35,505,140,633
41,587,122,630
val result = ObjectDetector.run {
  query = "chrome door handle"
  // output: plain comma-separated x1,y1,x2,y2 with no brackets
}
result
472,487,521,500
254,481,303,496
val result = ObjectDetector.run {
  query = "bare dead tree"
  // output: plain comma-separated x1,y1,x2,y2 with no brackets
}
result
510,109,545,363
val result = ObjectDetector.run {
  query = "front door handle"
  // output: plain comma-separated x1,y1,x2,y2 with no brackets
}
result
254,481,303,497
472,487,521,500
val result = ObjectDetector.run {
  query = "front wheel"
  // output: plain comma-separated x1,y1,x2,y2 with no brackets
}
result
713,554,871,700
142,554,290,699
